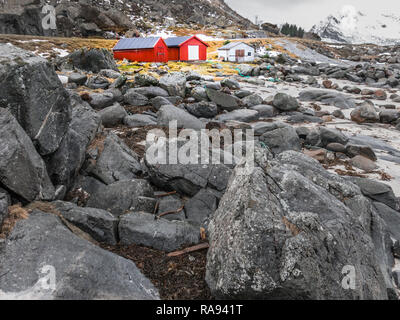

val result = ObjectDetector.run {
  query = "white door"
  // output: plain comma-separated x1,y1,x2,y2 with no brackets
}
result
188,45,199,61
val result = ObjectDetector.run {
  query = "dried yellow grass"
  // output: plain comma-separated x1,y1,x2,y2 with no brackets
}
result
0,204,30,239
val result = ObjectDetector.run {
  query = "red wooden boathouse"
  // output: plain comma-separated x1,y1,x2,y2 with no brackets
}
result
165,36,209,61
113,37,168,63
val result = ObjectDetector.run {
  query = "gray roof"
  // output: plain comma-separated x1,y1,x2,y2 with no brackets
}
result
218,42,253,51
113,37,161,51
164,36,191,47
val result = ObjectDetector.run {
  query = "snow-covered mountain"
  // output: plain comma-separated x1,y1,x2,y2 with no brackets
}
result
311,6,400,46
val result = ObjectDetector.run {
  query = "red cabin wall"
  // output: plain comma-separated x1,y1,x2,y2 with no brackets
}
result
168,47,180,61
153,39,169,63
179,38,207,61
113,48,154,62
113,39,168,63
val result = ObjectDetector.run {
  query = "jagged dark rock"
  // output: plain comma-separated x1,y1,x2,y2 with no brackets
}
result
260,126,302,155
46,93,101,189
98,103,128,127
0,210,159,300
206,149,390,300
0,188,10,226
0,44,71,156
53,201,119,245
86,179,154,217
59,48,118,73
157,105,205,129
0,108,55,202
119,212,200,252
185,101,218,119
85,133,142,185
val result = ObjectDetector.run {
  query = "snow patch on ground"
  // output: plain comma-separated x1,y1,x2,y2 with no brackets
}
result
195,34,224,41
147,29,176,38
52,48,69,57
17,39,49,43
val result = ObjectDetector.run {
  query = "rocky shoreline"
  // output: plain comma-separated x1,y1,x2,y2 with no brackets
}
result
0,41,400,300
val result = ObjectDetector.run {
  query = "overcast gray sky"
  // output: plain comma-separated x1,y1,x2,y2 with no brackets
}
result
225,0,400,30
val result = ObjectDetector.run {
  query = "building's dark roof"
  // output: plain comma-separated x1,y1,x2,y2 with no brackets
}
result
113,37,161,50
164,36,191,47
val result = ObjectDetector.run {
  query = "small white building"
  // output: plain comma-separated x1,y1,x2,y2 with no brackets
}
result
218,42,255,63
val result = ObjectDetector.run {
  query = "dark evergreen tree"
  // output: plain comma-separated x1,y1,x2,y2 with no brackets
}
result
280,22,305,38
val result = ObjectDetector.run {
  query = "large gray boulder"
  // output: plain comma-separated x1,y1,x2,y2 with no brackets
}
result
0,210,159,300
157,105,205,130
0,44,71,155
216,109,259,123
99,69,121,79
299,90,356,109
155,194,185,221
380,110,400,124
287,112,323,124
346,144,377,162
242,94,263,108
145,154,232,198
206,149,389,300
70,175,107,204
237,64,254,76
134,74,159,87
186,102,218,119
351,101,380,124
293,66,320,76
346,196,397,299
348,177,398,211
47,95,101,188
260,126,302,155
86,76,110,90
0,3,53,36
252,121,288,136
85,133,142,185
61,48,118,73
124,114,157,127
150,96,173,110
0,188,10,226
88,92,117,109
374,202,400,240
123,89,149,106
273,93,299,111
159,72,186,97
251,105,278,118
0,108,54,202
221,78,241,90
52,201,118,245
184,189,218,227
119,212,200,252
86,179,154,217
130,87,169,99
191,86,209,102
98,103,127,127
68,73,87,86
319,127,349,146
206,88,241,111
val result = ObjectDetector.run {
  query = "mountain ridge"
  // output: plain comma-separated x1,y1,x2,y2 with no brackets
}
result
310,6,400,46
0,0,255,37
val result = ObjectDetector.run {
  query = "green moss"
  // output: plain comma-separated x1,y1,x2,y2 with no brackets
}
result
276,54,286,64
13,56,26,66
118,64,142,71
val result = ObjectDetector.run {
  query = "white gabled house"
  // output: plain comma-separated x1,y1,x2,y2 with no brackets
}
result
217,42,255,62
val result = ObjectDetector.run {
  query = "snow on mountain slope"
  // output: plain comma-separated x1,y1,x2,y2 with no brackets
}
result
311,5,400,45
